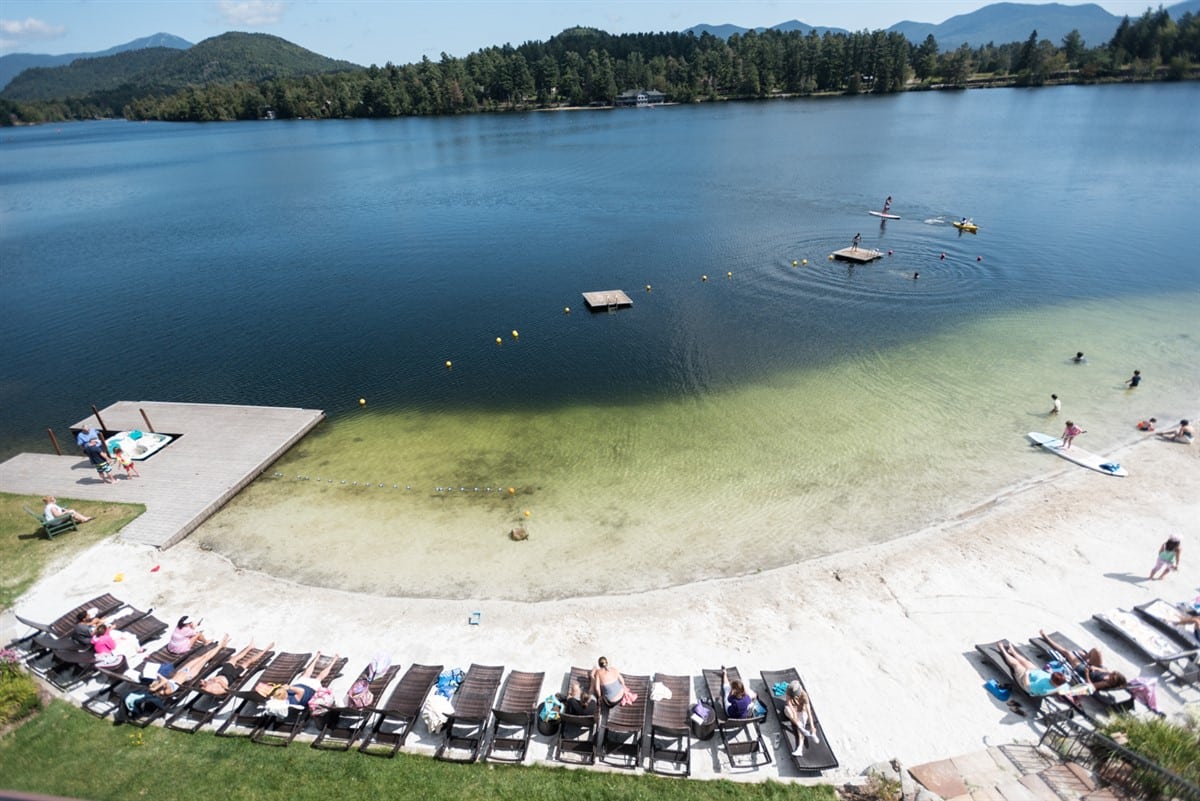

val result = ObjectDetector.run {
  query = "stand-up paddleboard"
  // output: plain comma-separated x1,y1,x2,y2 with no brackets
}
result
868,210,900,219
1027,432,1127,476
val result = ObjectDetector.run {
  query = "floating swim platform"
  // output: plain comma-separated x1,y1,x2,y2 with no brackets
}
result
582,290,633,310
831,248,883,263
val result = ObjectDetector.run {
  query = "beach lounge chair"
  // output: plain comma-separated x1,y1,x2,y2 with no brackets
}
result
760,668,839,773
1028,631,1135,714
310,661,403,751
44,607,166,690
1094,607,1200,684
483,669,545,763
553,666,599,765
1135,599,1200,649
599,673,649,769
89,643,234,726
357,662,443,757
13,593,124,653
647,673,691,777
701,667,771,769
214,651,312,738
434,663,505,763
23,504,76,540
164,646,274,733
249,653,347,746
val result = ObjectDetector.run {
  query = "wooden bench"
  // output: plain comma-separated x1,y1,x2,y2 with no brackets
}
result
23,505,77,540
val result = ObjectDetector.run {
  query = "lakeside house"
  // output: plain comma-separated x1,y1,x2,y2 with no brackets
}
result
614,89,665,107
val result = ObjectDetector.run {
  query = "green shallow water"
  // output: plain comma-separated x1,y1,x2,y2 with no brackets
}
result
199,291,1198,601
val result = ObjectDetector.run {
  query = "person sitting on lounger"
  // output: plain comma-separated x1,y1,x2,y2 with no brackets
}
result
562,680,597,716
720,667,755,718
92,622,142,666
998,641,1077,697
783,680,820,756
256,652,340,707
197,640,274,696
166,615,209,655
591,656,627,707
149,635,230,696
1038,630,1127,691
1177,614,1200,646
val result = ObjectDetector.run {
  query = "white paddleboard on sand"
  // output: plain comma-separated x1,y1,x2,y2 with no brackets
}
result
1027,432,1127,477
868,211,900,219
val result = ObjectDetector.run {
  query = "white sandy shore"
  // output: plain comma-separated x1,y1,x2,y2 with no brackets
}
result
5,435,1198,781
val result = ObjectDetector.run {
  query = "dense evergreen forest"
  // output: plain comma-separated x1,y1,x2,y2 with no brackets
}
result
2,7,1196,125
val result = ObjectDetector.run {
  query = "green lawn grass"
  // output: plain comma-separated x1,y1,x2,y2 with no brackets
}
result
0,701,836,801
0,491,143,611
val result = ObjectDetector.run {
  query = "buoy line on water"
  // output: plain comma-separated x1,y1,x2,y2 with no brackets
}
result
269,472,523,496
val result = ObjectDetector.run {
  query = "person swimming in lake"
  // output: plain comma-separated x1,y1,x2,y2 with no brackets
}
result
1050,394,1061,416
1073,352,1085,363
1125,369,1142,388
1137,418,1157,432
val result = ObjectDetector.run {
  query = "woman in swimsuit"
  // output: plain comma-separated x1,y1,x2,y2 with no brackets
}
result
591,656,627,707
998,641,1071,697
257,652,340,707
1038,630,1127,691
783,680,820,756
197,640,274,696
149,635,230,696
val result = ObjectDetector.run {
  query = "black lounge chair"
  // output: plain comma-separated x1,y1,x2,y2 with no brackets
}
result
553,666,599,765
311,661,403,751
214,651,312,738
250,653,348,746
45,607,166,690
647,673,691,777
13,593,124,655
599,673,649,769
85,643,233,726
760,668,838,773
1028,631,1135,714
358,663,443,757
701,667,771,769
164,646,274,733
483,669,545,763
434,663,505,763
1095,604,1200,684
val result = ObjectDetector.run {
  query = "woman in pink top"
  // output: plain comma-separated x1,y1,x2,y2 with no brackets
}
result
1061,420,1083,449
167,616,209,655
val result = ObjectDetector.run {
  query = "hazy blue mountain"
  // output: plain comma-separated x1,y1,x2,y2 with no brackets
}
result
0,33,191,90
685,21,848,39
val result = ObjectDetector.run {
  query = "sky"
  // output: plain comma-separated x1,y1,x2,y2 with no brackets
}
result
0,1,1170,66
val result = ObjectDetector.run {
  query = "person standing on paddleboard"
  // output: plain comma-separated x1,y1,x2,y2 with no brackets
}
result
1061,420,1083,449
882,196,892,215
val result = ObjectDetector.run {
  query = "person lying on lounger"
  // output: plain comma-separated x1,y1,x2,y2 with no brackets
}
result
998,641,1083,697
256,652,340,707
1178,614,1200,646
149,635,230,696
196,640,274,696
591,656,627,707
783,680,820,757
1038,630,1127,691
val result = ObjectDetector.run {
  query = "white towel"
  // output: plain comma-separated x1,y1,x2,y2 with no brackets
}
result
650,681,672,701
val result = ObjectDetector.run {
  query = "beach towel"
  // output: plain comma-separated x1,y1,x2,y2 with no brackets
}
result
308,687,338,716
436,668,464,699
422,692,455,733
1126,676,1159,713
619,687,638,706
650,681,672,701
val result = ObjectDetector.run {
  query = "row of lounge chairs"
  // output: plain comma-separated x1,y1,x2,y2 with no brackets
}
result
10,597,839,775
974,597,1199,723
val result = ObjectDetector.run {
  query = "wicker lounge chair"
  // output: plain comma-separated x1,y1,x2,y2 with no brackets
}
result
358,663,443,757
14,594,124,655
701,667,771,769
249,653,347,746
483,669,545,763
86,643,233,726
647,673,691,777
1094,606,1200,684
164,645,275,733
599,673,649,769
760,668,838,773
1028,631,1135,714
310,661,403,751
553,666,599,765
214,651,313,737
45,607,166,690
434,663,505,763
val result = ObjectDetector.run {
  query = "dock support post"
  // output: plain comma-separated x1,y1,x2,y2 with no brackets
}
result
46,428,62,456
90,404,109,438
139,408,156,433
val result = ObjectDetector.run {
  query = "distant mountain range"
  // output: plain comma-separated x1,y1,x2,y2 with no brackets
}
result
1,32,360,102
0,33,191,90
687,0,1200,49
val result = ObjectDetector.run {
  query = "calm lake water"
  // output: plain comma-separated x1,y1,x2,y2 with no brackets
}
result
2,84,1197,599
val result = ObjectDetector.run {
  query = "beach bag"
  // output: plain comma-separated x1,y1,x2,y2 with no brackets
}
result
308,687,337,716
347,678,374,709
436,668,464,699
539,695,564,722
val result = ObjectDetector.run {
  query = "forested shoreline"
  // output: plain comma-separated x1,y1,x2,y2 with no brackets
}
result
2,6,1196,125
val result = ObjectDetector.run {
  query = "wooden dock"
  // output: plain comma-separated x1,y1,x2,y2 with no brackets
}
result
831,247,884,263
0,401,324,549
582,289,633,311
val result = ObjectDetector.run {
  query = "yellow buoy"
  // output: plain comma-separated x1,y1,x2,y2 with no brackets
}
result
828,255,834,261
792,260,798,266
445,360,453,369
523,509,531,518
727,271,732,278
507,486,516,495
511,330,519,338
564,306,570,314
701,275,708,282
802,259,807,265
645,284,652,291
496,337,502,345
358,398,366,407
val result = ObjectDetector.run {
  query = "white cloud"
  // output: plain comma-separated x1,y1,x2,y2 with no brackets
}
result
217,1,286,27
0,17,67,48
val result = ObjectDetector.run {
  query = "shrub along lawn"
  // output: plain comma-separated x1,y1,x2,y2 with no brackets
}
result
0,700,836,801
0,491,143,611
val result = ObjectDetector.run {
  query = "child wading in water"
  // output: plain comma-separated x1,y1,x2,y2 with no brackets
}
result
112,446,140,478
1149,536,1181,580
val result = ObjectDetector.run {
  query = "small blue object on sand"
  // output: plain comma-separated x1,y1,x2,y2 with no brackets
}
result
985,679,1011,701
469,611,481,625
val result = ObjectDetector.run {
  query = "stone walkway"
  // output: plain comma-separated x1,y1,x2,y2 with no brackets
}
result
909,743,1124,801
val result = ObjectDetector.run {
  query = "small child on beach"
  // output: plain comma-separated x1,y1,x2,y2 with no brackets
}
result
1125,369,1142,388
1050,394,1061,416
112,446,140,478
1061,421,1083,449
1149,536,1181,580
1136,418,1157,432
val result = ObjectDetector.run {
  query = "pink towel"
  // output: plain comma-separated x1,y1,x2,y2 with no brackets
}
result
619,688,638,706
1126,677,1159,713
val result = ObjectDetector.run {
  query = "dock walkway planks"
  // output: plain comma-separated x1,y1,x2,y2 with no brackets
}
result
0,401,324,549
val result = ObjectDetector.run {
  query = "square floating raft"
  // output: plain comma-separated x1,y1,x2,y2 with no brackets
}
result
831,247,883,263
582,290,633,311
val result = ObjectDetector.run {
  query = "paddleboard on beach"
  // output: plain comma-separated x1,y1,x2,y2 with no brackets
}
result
1027,432,1128,477
868,211,901,219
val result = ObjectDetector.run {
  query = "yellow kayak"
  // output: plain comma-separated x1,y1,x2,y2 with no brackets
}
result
953,220,978,233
